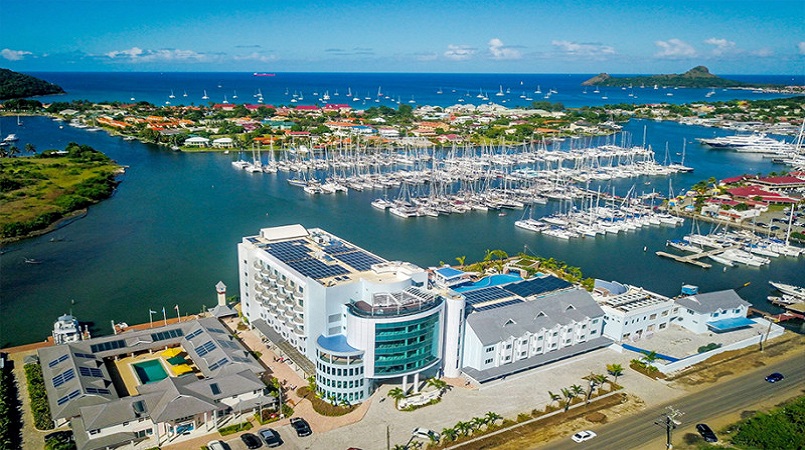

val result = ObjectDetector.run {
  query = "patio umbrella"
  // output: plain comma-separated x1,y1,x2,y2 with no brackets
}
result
161,347,183,358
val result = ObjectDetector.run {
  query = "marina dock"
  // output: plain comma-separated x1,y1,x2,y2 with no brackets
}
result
654,248,728,269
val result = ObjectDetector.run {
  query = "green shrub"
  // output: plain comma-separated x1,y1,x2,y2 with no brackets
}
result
218,421,252,436
24,363,54,430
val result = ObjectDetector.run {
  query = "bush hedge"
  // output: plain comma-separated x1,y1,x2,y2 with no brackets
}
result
24,363,54,430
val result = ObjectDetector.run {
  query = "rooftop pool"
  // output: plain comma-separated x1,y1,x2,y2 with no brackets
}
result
452,273,525,293
132,359,169,384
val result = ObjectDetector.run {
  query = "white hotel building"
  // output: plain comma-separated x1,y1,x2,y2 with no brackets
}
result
238,225,614,401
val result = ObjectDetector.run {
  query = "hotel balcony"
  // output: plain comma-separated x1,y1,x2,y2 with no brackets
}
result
292,314,304,326
293,326,305,338
292,303,304,314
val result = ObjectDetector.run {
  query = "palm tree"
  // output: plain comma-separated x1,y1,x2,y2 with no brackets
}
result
441,427,458,442
484,411,502,427
606,363,624,385
387,387,406,405
24,143,36,155
426,377,450,395
471,416,486,431
561,388,573,412
593,374,609,393
454,420,472,436
642,350,659,367
455,255,466,267
570,384,584,401
8,146,20,158
547,390,561,409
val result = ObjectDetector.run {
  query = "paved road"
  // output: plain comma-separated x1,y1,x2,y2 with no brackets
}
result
541,356,805,450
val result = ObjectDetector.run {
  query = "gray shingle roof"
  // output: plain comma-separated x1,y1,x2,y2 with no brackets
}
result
675,289,750,314
466,288,604,346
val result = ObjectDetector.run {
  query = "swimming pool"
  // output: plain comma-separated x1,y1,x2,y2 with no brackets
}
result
453,273,524,292
132,359,169,384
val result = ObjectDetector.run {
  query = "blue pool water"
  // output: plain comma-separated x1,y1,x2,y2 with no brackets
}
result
453,273,524,293
133,359,168,384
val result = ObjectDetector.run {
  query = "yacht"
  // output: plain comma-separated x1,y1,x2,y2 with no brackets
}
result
3,134,19,142
53,314,83,345
769,281,805,297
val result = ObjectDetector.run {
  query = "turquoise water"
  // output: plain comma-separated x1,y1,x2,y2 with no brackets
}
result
453,274,524,293
1,114,803,347
133,359,168,384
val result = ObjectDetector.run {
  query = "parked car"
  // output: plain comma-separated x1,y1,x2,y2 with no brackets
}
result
571,430,597,443
207,441,230,450
412,427,441,441
258,428,283,448
290,417,313,437
765,372,784,383
696,423,718,442
241,432,263,449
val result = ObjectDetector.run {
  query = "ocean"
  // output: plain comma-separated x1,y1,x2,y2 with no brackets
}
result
26,72,805,110
1,72,804,347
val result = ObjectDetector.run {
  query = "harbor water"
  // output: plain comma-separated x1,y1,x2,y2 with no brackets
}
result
1,81,804,346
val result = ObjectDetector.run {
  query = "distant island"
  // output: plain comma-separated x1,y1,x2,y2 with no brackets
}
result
582,66,760,89
0,68,65,100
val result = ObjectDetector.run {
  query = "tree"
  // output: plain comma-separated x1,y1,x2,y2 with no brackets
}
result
441,427,458,442
426,377,450,395
570,384,584,399
561,388,573,412
593,374,609,393
454,420,472,436
8,146,20,158
606,363,624,385
484,411,503,427
471,416,486,431
387,387,406,406
641,350,659,367
25,143,36,155
455,255,466,267
547,390,562,408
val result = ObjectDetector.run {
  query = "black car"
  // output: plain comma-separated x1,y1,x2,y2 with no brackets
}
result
290,417,313,437
765,372,784,383
241,432,263,449
258,428,282,448
696,423,717,443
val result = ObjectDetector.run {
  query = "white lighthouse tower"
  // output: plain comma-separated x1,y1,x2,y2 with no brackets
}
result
208,280,238,318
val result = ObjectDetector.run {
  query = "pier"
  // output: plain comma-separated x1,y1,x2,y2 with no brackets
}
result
654,247,734,269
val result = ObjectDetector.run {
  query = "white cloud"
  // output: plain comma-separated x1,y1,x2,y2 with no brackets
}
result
488,38,521,60
752,48,774,57
1,48,33,61
551,40,615,57
415,52,438,62
443,44,475,61
704,38,736,55
105,47,205,62
654,39,697,58
233,52,277,63
799,42,805,55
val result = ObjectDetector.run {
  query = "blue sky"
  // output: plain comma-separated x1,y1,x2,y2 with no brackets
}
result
1,0,803,74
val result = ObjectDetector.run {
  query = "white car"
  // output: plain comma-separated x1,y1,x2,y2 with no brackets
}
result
412,427,441,441
571,430,597,443
207,440,229,450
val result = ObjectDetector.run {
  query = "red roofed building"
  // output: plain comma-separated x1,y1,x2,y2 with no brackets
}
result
748,175,805,191
294,105,321,114
727,185,799,204
212,103,236,110
323,104,352,113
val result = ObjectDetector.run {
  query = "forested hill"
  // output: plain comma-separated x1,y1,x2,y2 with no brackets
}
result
581,66,760,88
0,68,65,100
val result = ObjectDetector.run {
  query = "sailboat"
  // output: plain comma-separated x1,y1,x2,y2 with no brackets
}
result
202,90,209,100
168,90,175,99
496,85,505,96
183,90,188,97
668,139,694,173
535,85,542,94
232,91,238,99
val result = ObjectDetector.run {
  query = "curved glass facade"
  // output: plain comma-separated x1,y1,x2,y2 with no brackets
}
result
374,314,440,377
314,337,367,404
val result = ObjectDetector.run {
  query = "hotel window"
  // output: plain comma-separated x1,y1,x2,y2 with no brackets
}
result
659,323,667,329
536,347,542,352
592,319,599,324
485,346,494,353
505,343,512,349
662,310,669,316
650,314,657,320
591,330,597,335
484,358,493,364
537,336,543,341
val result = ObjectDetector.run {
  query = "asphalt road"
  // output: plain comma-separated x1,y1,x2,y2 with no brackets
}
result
541,355,805,450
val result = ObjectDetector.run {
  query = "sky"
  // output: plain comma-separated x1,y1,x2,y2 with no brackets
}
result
1,0,803,75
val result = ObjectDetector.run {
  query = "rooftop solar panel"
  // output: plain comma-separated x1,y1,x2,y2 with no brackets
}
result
473,299,524,312
287,258,349,280
463,287,512,305
503,276,571,298
334,250,384,271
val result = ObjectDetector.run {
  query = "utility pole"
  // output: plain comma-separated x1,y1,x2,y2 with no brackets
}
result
654,406,684,449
